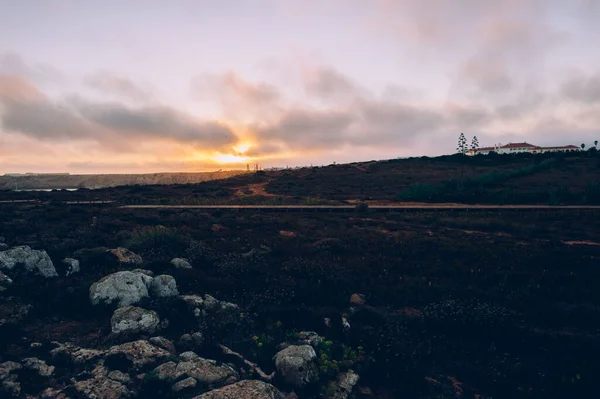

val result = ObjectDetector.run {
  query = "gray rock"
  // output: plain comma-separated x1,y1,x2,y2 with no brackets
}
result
105,340,172,371
73,361,131,399
0,246,57,278
171,258,192,269
89,271,153,307
172,376,197,392
0,361,22,396
326,370,360,399
50,342,105,365
132,268,154,277
273,345,318,387
149,275,179,298
180,294,240,328
152,354,238,389
21,357,55,377
111,306,160,336
193,380,285,399
0,270,13,291
108,247,143,265
149,337,176,355
294,331,323,348
62,258,80,276
108,370,132,384
0,243,8,251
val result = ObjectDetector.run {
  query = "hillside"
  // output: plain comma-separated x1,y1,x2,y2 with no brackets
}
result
0,170,248,190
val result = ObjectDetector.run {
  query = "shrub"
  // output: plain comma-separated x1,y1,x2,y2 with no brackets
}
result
123,226,192,260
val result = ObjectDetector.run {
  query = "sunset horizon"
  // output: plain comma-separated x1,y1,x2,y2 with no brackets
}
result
1,0,599,174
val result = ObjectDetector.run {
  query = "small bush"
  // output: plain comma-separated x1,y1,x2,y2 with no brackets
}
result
123,226,192,260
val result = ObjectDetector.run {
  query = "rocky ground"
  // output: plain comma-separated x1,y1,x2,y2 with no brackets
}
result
1,203,600,398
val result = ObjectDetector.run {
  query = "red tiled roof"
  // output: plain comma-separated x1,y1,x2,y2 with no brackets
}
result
500,142,539,149
538,145,579,150
475,146,496,151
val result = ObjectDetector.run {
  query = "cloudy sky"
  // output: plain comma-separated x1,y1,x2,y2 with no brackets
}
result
1,0,599,173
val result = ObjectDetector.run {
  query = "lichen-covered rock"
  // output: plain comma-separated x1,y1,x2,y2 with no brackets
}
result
108,247,143,265
172,376,197,392
149,275,178,298
0,246,57,278
152,353,238,390
0,361,21,396
349,293,366,306
171,258,192,269
50,342,105,365
21,357,55,377
326,370,360,399
72,361,131,399
62,258,80,276
111,306,160,336
294,331,323,348
273,345,318,387
149,337,176,355
105,340,172,371
89,271,153,307
0,270,12,291
193,380,286,399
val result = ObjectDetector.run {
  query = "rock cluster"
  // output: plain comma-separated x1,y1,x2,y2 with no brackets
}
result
0,246,57,279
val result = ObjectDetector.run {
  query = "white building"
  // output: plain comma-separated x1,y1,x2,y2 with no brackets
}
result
466,142,581,156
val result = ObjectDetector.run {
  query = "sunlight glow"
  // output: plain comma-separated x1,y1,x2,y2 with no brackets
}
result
212,152,251,164
233,141,252,153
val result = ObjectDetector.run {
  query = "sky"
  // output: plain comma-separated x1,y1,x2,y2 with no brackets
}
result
0,0,599,174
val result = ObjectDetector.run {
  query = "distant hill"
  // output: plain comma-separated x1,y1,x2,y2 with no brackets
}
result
0,171,248,190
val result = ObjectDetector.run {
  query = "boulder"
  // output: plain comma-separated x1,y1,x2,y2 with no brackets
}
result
149,337,176,355
152,352,238,390
89,271,153,307
111,306,160,336
326,370,360,399
21,357,55,377
273,345,318,387
50,342,105,365
0,361,22,396
149,275,179,298
0,270,13,291
72,361,131,399
108,247,143,265
349,293,366,306
0,246,57,278
171,258,192,269
62,258,80,276
172,376,197,393
193,380,285,399
105,340,172,371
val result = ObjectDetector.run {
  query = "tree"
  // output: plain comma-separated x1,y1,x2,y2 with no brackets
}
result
581,143,586,150
457,133,467,155
470,136,480,152
595,140,598,148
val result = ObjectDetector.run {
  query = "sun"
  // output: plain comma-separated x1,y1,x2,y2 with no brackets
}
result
212,153,250,164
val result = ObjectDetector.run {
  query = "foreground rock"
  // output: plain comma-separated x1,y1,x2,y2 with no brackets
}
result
62,258,80,276
152,351,238,391
90,270,179,309
0,361,22,396
273,345,318,387
90,271,153,307
72,361,131,399
0,246,57,278
326,370,360,399
50,342,105,365
171,258,192,269
105,340,172,371
108,247,143,265
193,380,286,399
111,306,160,336
21,357,55,377
0,271,12,291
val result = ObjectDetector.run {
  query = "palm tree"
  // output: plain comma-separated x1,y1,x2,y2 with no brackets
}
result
595,140,598,148
581,143,586,150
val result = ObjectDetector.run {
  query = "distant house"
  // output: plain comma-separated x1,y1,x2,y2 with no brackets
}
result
466,142,580,156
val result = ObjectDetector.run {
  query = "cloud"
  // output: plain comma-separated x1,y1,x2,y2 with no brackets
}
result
85,72,152,101
561,70,600,104
0,51,63,84
302,67,362,99
0,74,238,149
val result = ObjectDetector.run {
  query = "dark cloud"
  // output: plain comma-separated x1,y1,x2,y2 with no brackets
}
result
303,67,360,99
85,73,151,101
561,70,600,104
0,74,237,149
